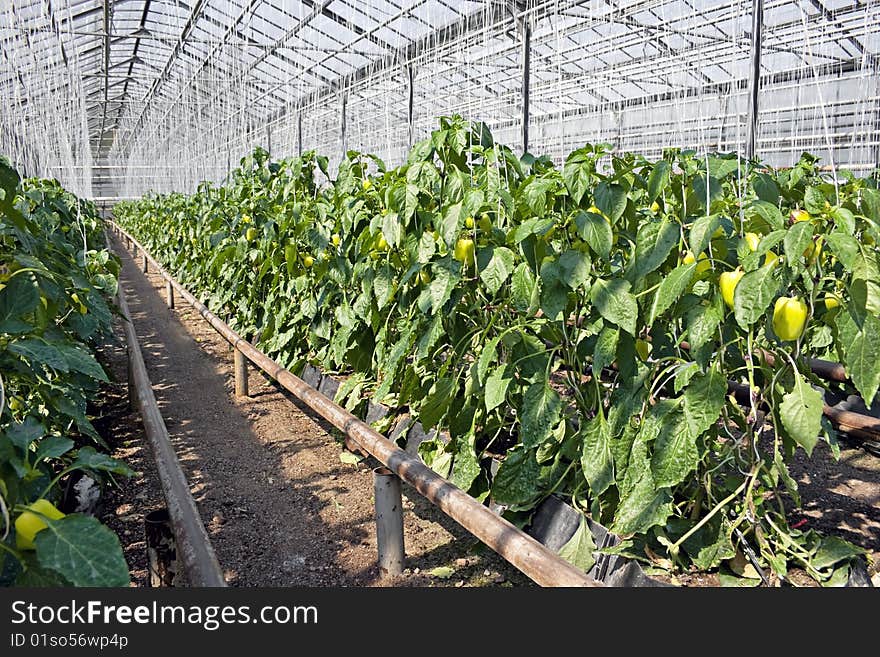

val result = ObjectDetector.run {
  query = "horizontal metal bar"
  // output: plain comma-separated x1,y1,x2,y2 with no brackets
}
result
110,221,600,588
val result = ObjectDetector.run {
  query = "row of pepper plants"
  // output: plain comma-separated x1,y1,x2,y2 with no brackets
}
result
115,116,880,585
1,158,132,586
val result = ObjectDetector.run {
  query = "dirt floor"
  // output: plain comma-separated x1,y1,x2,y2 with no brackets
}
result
93,234,879,588
97,236,530,588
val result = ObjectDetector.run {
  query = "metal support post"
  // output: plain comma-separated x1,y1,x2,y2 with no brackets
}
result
373,467,404,576
520,16,531,156
234,347,249,397
746,0,764,160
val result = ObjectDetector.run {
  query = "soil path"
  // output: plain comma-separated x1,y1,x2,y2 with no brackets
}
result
106,235,529,587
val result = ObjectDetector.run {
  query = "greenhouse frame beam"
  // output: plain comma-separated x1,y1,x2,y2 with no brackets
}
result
264,0,519,130
130,0,335,157
746,0,763,160
118,0,208,156
808,0,864,56
97,0,111,155
110,0,153,136
490,56,876,141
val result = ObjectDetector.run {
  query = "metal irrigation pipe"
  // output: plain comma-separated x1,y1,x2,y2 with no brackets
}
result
107,232,227,588
109,222,601,588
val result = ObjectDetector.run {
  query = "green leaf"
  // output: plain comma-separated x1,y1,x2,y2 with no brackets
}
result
753,172,779,203
706,155,741,179
783,220,814,265
402,184,420,222
733,262,780,329
450,433,481,492
428,261,459,315
613,465,673,535
477,336,499,386
845,314,880,408
749,201,784,231
381,211,403,248
373,265,394,310
631,220,679,279
824,232,859,271
440,203,463,247
590,278,638,335
804,186,826,214
779,372,824,456
594,182,627,221
491,446,541,508
479,247,515,295
416,314,444,360
56,344,108,382
0,157,21,210
562,158,591,204
420,378,456,429
5,416,45,451
682,364,727,436
691,175,722,210
592,326,618,378
9,339,69,373
686,299,722,352
520,382,562,448
558,516,597,572
416,231,436,263
34,436,74,463
510,262,536,312
485,364,513,412
538,265,568,321
523,178,552,216
811,535,865,571
35,515,130,586
647,262,696,325
646,160,670,201
71,446,134,476
575,210,612,259
0,273,40,333
579,414,614,496
557,249,590,290
651,411,698,489
689,214,721,258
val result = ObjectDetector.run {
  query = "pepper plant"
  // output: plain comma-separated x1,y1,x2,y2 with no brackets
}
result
116,116,880,585
1,158,132,587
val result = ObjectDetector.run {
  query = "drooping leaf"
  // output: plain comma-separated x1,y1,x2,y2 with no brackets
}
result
843,313,880,409
647,262,696,325
520,382,563,448
485,364,513,412
490,446,542,509
779,372,824,456
733,262,780,330
558,516,597,573
579,414,614,496
479,246,515,295
630,220,679,279
35,515,130,587
590,278,638,335
575,210,612,259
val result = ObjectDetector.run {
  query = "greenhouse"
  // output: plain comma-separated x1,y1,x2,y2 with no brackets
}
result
0,1,879,592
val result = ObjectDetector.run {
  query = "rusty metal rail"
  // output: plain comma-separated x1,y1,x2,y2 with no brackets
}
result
109,222,601,588
107,232,227,588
